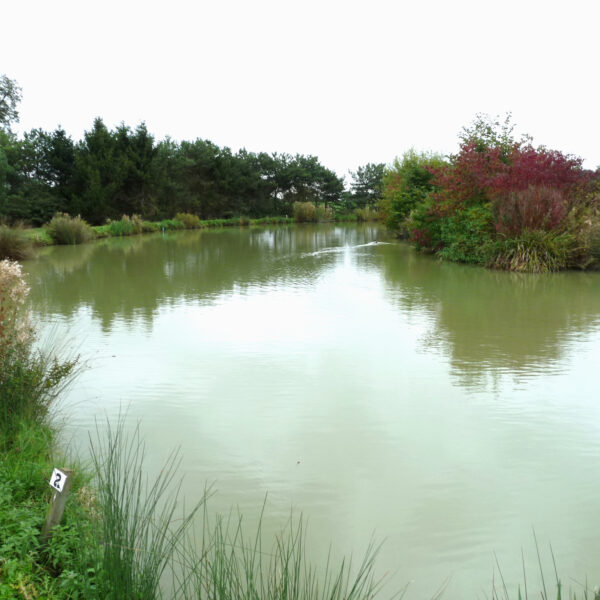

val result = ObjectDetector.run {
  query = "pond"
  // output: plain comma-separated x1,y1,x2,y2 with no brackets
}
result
24,224,600,598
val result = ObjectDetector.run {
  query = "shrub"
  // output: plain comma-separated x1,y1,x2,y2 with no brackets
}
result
293,201,316,222
437,204,495,264
382,150,448,231
314,204,334,222
0,260,77,439
175,212,203,229
158,218,184,231
46,213,94,245
563,193,600,269
354,207,379,222
106,215,144,237
0,225,33,260
293,202,333,223
141,220,159,233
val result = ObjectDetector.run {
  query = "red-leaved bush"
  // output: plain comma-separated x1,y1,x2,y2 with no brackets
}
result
494,185,568,236
427,143,596,232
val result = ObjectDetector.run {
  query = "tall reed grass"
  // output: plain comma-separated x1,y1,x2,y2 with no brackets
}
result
0,224,34,260
175,509,400,600
487,230,575,273
82,417,403,600
107,214,144,236
87,419,206,599
0,259,78,442
293,202,334,223
46,213,94,245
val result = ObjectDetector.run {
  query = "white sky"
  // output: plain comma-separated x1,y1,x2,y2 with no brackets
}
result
3,0,599,180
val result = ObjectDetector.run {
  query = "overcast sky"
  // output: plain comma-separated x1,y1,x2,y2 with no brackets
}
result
3,0,599,179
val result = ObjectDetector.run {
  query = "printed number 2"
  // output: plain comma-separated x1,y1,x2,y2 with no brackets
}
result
49,468,66,492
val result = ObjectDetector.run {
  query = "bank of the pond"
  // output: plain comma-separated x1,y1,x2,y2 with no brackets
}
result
3,412,598,599
0,208,378,260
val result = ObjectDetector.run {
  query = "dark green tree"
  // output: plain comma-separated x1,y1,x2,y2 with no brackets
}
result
348,163,385,209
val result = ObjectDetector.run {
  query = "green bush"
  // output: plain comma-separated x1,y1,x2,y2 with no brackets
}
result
382,149,448,232
437,204,495,264
0,225,33,260
106,215,144,237
175,212,203,229
141,220,159,233
158,218,185,231
46,213,94,245
293,202,334,223
293,201,316,222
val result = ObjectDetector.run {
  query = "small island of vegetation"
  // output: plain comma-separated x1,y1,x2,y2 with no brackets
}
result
380,114,600,273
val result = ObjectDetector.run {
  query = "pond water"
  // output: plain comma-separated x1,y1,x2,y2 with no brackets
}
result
24,224,600,598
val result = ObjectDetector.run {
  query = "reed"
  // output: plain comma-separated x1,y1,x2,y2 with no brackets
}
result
46,213,94,245
87,419,206,599
0,224,34,260
174,507,402,600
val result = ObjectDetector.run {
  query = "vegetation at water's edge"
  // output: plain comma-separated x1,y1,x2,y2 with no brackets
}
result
0,257,398,598
381,114,600,272
0,208,381,259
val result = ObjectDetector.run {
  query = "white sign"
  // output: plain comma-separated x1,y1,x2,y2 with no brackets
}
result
49,468,68,493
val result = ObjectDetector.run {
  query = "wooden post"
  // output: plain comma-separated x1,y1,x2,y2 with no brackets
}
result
40,468,74,545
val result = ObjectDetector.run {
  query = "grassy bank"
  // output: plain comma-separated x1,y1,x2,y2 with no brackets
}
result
0,208,380,260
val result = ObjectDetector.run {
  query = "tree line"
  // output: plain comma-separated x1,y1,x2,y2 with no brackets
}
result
0,75,384,226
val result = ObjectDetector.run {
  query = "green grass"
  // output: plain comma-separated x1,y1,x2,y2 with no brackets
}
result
487,230,576,273
176,507,399,600
0,215,294,254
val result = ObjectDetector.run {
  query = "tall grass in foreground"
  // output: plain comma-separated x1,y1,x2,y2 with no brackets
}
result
174,509,402,600
85,417,404,600
87,419,206,599
489,532,599,600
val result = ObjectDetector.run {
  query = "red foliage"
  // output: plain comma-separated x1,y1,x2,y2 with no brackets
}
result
494,185,568,236
427,142,595,232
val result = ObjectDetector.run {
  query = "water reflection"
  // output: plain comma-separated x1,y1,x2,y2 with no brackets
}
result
27,226,600,387
27,226,380,331
23,224,600,598
376,243,600,387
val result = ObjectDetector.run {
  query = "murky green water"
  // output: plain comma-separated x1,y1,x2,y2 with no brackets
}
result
24,224,600,597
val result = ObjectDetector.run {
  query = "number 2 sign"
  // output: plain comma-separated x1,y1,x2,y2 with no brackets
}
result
49,468,68,493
